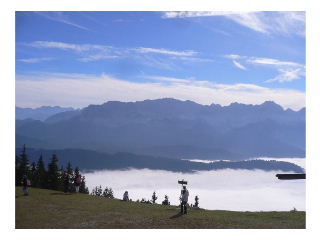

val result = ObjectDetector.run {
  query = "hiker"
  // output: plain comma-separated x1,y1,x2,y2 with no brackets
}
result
22,175,30,196
123,191,129,201
75,175,81,193
180,186,189,214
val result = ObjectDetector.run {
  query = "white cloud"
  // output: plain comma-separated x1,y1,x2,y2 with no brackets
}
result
34,11,90,31
78,54,119,62
135,47,197,56
23,41,208,68
163,11,305,36
224,54,242,60
248,57,302,67
17,57,54,63
26,41,106,52
27,42,199,58
163,11,246,19
16,72,305,110
266,68,305,83
226,12,269,33
232,60,246,70
172,56,214,63
142,75,193,83
225,54,305,83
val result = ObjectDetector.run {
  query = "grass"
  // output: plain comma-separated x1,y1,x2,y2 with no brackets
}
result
15,187,305,229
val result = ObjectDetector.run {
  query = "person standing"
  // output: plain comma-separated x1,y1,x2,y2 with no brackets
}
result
123,191,129,201
180,186,189,214
22,175,29,196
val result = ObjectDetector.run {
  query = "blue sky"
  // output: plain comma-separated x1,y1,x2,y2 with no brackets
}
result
15,11,305,110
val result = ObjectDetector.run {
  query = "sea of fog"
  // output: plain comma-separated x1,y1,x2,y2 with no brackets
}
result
186,157,306,170
85,165,305,212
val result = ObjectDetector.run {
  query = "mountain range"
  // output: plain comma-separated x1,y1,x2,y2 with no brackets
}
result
16,106,76,121
16,98,305,160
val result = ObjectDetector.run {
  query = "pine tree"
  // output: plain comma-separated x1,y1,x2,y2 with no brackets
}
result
79,176,89,194
108,188,114,198
47,154,59,190
151,191,158,204
15,155,21,186
91,185,102,196
35,154,47,188
58,166,65,192
16,145,30,185
90,187,96,195
103,187,110,197
162,195,170,205
74,167,80,179
66,162,75,192
30,162,36,187
103,187,114,198
97,185,102,196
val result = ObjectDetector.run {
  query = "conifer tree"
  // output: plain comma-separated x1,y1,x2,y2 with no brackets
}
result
15,155,21,185
108,188,114,198
66,162,75,192
152,191,158,204
66,162,73,176
103,187,110,197
97,185,102,196
162,195,170,205
47,154,60,190
30,162,36,187
58,166,65,192
79,176,89,194
35,154,47,188
17,145,30,185
74,167,80,179
103,187,114,198
91,185,103,196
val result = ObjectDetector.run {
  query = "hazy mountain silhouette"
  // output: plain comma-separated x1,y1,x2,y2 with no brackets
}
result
16,106,76,121
16,98,305,160
15,147,304,173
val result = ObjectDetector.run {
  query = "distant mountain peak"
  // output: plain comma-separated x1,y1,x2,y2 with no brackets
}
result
16,106,76,121
260,101,283,111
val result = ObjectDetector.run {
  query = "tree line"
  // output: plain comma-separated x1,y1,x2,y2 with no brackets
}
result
15,145,89,194
16,145,200,207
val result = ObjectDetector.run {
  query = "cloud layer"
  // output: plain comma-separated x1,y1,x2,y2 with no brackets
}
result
16,72,305,110
22,41,205,67
20,41,305,84
225,54,305,83
17,57,55,63
34,12,90,31
84,168,305,211
163,11,305,36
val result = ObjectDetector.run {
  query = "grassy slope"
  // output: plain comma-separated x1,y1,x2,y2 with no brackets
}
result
15,187,305,229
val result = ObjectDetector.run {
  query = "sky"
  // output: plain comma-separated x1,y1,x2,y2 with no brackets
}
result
15,11,306,110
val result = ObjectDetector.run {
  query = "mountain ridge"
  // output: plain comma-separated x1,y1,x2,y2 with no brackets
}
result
16,98,305,160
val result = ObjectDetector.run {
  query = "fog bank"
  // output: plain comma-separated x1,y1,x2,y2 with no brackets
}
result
84,168,305,212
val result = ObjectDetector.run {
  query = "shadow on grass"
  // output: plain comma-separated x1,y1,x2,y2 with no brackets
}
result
170,212,183,219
